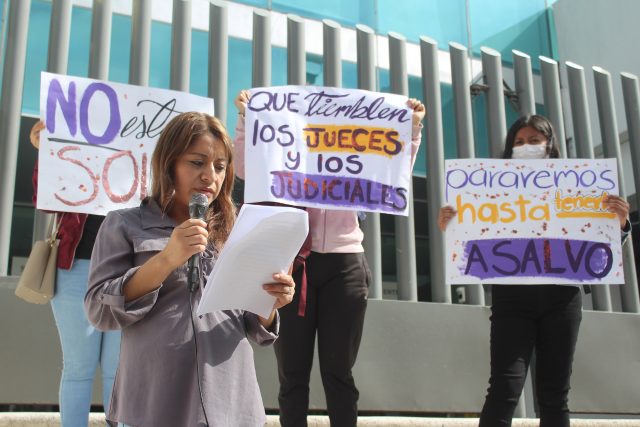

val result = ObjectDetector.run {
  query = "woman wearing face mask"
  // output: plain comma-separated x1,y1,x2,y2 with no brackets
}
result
438,115,631,427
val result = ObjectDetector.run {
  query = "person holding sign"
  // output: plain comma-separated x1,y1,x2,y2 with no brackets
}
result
438,114,631,427
234,89,425,427
84,112,296,427
29,120,121,427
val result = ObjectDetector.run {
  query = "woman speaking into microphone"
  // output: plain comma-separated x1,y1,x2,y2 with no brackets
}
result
85,112,295,427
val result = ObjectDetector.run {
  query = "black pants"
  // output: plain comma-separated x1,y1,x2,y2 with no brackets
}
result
274,252,369,427
479,285,582,427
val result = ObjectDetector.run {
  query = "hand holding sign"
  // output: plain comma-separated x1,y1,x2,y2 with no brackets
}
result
407,98,425,126
602,194,631,229
30,120,46,149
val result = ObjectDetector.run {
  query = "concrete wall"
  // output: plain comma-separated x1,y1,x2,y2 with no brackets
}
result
2,277,640,414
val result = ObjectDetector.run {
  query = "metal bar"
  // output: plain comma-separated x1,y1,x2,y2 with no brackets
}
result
287,14,305,86
209,0,228,122
129,0,152,86
621,71,640,216
389,32,417,301
33,0,74,247
566,61,612,311
421,37,449,304
356,24,376,90
450,42,475,159
47,0,72,74
88,0,112,80
170,0,192,92
539,56,567,159
356,23,382,299
0,0,31,275
322,19,341,87
594,67,640,313
449,41,484,305
566,62,596,158
481,47,507,159
252,9,271,88
512,50,536,116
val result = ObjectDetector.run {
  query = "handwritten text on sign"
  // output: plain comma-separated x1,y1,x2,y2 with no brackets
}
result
38,72,214,215
244,86,413,215
444,159,624,285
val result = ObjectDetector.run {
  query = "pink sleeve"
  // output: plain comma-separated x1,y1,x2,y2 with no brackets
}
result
410,123,423,169
233,116,246,180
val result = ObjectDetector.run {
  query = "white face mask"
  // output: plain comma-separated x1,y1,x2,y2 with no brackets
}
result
511,144,548,159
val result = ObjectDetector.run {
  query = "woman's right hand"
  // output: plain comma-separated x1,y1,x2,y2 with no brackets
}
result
438,205,457,231
30,120,45,149
160,218,209,269
234,89,250,116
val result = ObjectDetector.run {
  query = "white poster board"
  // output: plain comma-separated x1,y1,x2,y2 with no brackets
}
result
444,158,624,285
244,86,413,216
37,72,214,215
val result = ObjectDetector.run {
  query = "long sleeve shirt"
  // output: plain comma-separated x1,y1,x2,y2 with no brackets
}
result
85,198,278,427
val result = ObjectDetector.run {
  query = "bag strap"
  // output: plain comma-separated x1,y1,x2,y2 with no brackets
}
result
293,233,312,317
47,213,62,246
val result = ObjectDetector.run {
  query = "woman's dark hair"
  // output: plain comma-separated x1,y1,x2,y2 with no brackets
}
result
502,114,560,159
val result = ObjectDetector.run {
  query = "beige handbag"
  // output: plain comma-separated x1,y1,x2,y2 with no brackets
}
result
14,213,61,304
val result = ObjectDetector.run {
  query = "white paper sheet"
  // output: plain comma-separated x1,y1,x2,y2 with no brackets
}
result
196,204,309,318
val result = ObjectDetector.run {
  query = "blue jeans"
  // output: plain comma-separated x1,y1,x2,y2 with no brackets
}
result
51,259,121,427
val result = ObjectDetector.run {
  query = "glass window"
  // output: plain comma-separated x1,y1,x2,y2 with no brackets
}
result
471,91,534,158
67,6,91,78
469,0,554,69
23,1,53,115
226,37,252,135
190,27,211,97
23,2,133,115
109,12,132,84
149,20,171,89
376,0,467,49
232,0,270,9
271,0,376,29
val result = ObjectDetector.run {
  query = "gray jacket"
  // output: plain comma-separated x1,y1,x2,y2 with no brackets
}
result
85,198,278,427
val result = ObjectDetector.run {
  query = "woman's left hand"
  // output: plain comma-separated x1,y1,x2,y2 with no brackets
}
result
30,120,45,149
603,194,630,229
263,272,296,310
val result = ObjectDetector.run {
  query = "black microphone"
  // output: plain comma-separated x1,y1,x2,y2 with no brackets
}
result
187,193,209,292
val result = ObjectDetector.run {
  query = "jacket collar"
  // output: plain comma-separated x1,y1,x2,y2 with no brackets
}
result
140,197,176,230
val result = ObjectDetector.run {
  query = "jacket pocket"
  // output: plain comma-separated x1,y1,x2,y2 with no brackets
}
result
132,237,169,253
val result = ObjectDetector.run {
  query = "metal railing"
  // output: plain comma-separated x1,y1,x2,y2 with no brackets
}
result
0,0,639,314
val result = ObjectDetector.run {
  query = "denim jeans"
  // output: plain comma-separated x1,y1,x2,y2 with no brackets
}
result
51,259,121,427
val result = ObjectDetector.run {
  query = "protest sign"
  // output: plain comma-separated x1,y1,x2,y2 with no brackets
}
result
37,72,214,215
444,158,624,285
243,86,413,215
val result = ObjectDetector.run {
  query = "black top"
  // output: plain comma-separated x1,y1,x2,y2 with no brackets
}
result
75,214,105,260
